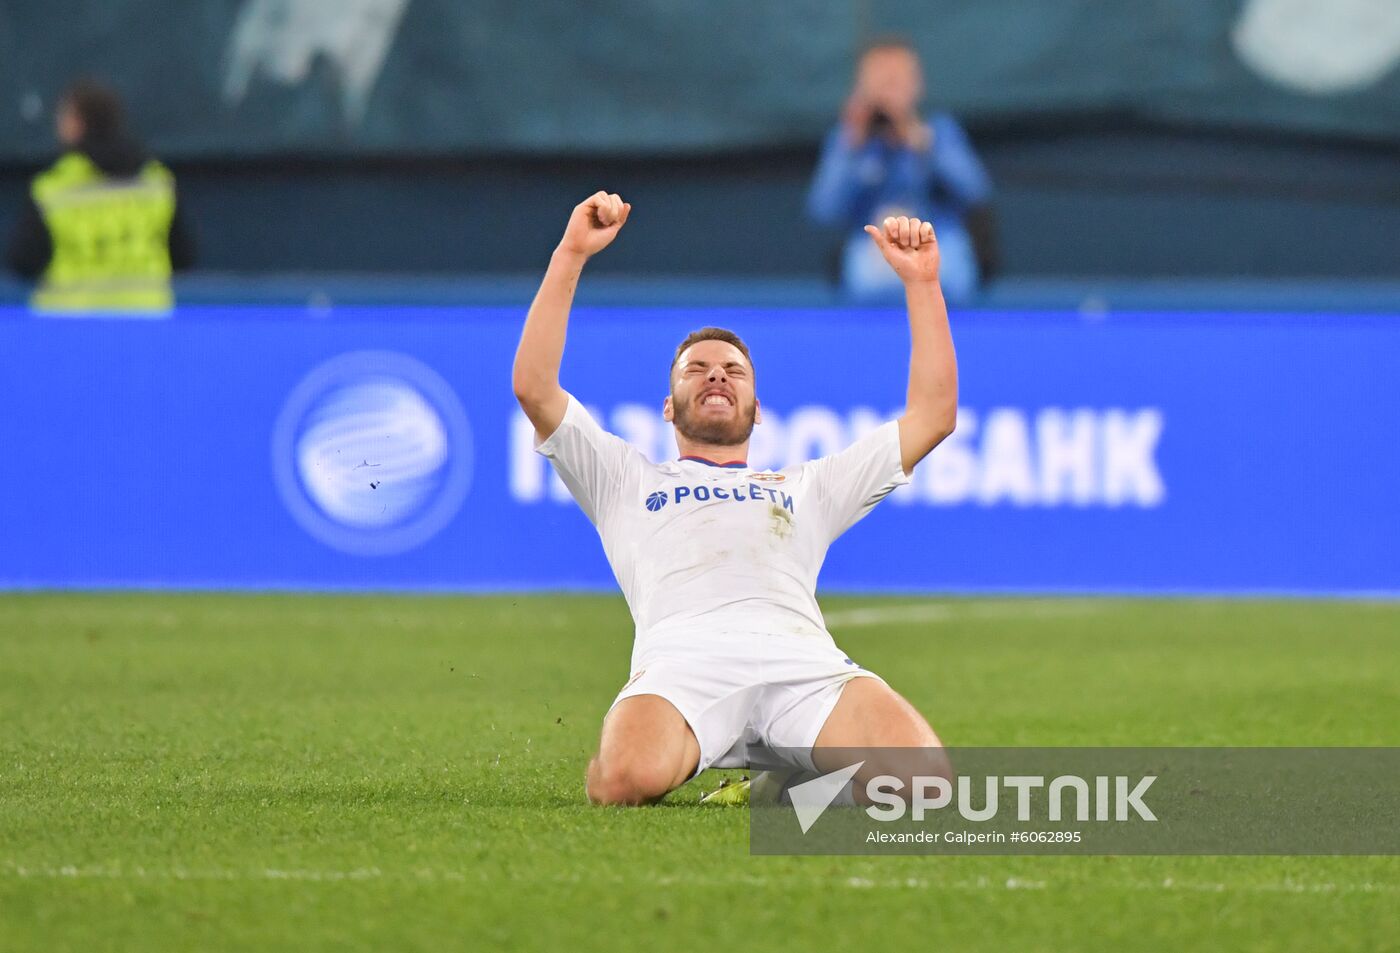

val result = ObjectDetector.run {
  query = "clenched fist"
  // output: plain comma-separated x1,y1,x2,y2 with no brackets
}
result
864,215,940,285
558,191,631,260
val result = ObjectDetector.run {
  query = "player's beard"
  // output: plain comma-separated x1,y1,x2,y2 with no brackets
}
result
671,394,757,448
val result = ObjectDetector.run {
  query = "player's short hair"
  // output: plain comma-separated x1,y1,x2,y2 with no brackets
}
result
61,78,126,141
671,327,754,380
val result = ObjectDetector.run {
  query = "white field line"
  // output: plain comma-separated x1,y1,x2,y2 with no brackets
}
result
824,600,1108,629
3,862,1397,896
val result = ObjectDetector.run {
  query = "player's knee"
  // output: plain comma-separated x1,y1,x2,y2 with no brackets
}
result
854,748,953,808
586,757,676,806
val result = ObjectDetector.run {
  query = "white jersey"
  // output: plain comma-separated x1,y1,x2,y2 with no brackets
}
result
536,393,909,657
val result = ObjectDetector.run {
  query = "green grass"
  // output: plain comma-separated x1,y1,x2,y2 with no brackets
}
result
1,593,1397,952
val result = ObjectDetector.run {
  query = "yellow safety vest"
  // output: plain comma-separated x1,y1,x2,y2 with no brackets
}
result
30,152,177,315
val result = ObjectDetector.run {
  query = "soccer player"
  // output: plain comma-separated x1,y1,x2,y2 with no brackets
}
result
512,193,957,805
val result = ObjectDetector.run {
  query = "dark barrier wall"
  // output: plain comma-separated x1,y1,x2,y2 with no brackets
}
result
2,0,1398,160
2,304,1396,594
4,134,1398,279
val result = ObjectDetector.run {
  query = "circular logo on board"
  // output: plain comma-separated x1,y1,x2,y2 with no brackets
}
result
271,351,473,556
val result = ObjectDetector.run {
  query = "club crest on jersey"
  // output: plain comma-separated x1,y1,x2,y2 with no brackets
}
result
641,483,795,513
751,472,786,483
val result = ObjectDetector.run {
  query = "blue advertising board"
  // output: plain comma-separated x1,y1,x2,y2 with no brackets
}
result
1,305,1396,594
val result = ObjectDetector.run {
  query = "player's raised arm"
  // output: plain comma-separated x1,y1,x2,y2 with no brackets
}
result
512,192,632,438
864,215,959,475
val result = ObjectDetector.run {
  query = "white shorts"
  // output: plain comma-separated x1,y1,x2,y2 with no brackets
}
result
609,633,883,776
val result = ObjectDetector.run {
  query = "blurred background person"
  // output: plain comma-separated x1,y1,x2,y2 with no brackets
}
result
807,37,997,304
5,78,195,315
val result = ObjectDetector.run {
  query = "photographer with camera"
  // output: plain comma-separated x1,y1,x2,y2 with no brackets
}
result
807,38,996,304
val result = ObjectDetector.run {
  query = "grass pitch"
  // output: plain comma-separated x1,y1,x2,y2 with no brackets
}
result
2,593,1397,952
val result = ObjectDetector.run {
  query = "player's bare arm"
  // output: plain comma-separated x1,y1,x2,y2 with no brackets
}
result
864,215,959,474
512,191,631,439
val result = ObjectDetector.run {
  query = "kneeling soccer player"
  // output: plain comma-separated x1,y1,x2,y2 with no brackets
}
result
512,193,957,805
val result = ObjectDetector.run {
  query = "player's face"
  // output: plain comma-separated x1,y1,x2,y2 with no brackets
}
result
667,340,759,447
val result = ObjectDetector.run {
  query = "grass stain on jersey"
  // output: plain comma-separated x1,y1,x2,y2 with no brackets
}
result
769,504,794,539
